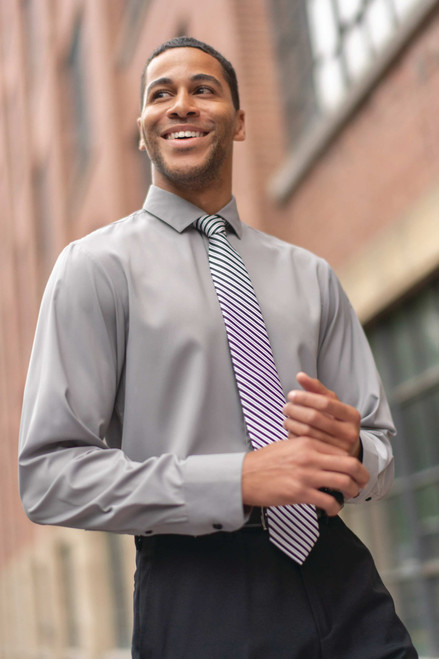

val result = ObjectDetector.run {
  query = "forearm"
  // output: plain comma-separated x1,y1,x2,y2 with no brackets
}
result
19,244,247,537
19,439,247,535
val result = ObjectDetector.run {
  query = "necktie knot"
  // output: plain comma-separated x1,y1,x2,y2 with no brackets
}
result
195,215,227,239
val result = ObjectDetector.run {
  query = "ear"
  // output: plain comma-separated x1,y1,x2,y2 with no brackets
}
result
233,110,246,142
137,117,147,151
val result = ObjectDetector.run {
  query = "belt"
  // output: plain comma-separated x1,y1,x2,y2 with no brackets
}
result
135,505,332,551
243,506,269,530
243,505,329,530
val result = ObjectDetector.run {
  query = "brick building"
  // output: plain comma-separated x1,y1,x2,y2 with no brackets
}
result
1,0,438,656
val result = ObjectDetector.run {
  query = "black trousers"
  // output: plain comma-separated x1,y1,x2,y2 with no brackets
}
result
132,516,418,658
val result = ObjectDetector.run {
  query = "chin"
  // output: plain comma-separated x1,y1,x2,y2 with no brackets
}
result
162,163,221,188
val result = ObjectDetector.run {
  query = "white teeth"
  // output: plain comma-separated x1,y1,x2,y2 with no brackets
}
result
167,131,204,140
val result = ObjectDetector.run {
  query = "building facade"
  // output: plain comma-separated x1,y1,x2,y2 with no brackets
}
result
1,0,438,656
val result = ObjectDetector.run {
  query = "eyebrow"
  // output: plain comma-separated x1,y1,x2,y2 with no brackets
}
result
146,73,224,98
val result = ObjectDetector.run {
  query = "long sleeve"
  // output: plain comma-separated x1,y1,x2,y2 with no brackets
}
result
19,188,396,539
19,243,246,536
316,263,395,503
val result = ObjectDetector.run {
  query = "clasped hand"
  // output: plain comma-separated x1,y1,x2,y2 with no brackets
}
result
241,372,369,516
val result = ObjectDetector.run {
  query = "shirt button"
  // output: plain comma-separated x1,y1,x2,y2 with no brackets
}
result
212,523,223,530
366,497,372,502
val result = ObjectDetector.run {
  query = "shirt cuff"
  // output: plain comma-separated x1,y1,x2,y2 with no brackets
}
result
345,431,380,504
179,452,247,534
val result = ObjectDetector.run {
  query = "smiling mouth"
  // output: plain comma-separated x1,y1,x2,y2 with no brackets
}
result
165,130,208,140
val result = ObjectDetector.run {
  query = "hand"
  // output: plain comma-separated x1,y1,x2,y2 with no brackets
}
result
283,372,362,458
241,435,369,516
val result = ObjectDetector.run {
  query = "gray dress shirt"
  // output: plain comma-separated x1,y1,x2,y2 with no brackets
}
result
19,185,395,538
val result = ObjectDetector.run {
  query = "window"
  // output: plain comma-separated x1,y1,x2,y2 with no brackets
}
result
365,277,439,656
306,0,423,113
116,0,152,66
64,17,91,175
33,162,55,290
268,1,318,149
22,0,41,89
269,0,431,147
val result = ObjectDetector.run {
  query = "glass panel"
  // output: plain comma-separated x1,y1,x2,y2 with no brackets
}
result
401,386,439,473
395,0,423,22
336,0,363,24
422,385,439,464
430,576,439,645
415,484,439,526
388,420,406,478
315,57,346,110
401,399,431,473
343,24,371,79
385,308,418,385
409,287,439,372
307,0,339,57
422,530,439,563
398,579,431,656
365,279,439,656
366,0,395,50
384,495,414,564
367,328,393,391
66,18,91,169
416,483,439,561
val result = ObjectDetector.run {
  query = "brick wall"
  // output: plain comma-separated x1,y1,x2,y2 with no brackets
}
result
265,7,439,274
1,0,439,655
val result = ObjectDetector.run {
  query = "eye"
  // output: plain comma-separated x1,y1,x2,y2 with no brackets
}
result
150,89,172,101
195,85,214,96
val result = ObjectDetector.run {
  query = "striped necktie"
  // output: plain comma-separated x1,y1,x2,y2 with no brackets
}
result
195,214,319,564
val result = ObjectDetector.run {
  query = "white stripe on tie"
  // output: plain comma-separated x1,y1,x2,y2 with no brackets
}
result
195,214,319,564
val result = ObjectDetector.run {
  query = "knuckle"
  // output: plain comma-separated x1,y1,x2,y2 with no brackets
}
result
347,456,359,471
338,474,351,490
308,410,319,424
345,428,358,443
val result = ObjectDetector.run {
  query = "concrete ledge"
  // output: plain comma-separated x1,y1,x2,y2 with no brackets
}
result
337,183,439,323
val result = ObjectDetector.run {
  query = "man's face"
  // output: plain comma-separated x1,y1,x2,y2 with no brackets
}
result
137,47,245,193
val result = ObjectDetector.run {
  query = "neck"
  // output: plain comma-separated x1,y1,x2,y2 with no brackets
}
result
152,173,233,215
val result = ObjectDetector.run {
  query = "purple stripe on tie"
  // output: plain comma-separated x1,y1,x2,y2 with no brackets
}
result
195,214,319,564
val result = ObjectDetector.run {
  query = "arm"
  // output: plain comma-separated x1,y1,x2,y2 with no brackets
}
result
19,243,246,536
241,434,368,516
311,265,395,503
242,262,394,513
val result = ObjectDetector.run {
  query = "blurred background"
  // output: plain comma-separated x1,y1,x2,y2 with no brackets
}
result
1,0,439,657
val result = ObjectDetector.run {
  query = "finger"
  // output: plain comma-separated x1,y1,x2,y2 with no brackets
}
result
298,437,348,456
316,452,369,488
284,401,359,448
284,421,352,456
285,392,361,425
296,372,338,399
293,487,344,516
284,417,334,444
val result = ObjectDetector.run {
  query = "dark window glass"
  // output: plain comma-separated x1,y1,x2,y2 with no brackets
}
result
366,276,439,655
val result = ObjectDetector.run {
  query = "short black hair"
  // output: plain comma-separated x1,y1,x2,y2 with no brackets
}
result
140,36,240,111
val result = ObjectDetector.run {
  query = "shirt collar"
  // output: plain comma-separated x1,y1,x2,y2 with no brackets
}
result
142,185,243,238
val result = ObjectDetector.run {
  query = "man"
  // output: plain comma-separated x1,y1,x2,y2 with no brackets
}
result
19,37,417,657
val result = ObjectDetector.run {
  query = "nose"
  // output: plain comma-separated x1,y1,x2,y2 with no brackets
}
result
167,89,199,118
